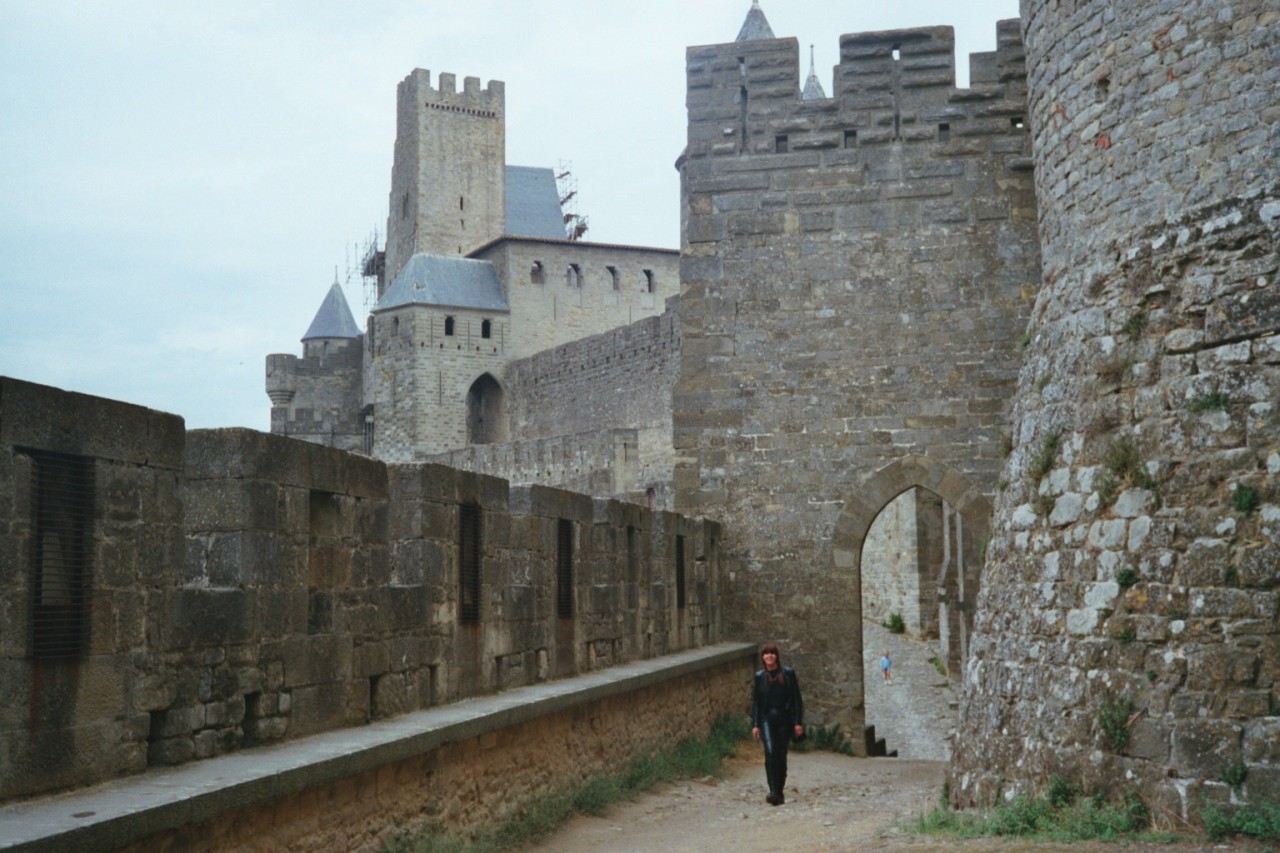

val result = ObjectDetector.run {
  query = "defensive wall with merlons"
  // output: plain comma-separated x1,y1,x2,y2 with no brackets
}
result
0,376,728,810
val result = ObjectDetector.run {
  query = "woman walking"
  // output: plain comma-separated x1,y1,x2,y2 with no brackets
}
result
750,642,805,805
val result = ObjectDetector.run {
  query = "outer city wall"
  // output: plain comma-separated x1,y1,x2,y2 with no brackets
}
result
952,1,1280,814
0,376,726,802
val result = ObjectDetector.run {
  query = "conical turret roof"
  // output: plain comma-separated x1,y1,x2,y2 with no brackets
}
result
735,0,775,42
802,45,826,100
302,276,362,341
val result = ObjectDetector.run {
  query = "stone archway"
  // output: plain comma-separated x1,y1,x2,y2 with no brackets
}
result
466,373,507,445
829,455,992,747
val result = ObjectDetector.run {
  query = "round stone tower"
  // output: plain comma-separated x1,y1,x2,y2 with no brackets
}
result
952,0,1279,820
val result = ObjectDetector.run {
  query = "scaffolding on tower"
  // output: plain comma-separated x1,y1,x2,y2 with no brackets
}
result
556,160,589,241
347,226,384,313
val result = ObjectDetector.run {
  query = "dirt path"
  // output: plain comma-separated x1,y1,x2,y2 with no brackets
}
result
526,631,1266,852
524,745,1268,853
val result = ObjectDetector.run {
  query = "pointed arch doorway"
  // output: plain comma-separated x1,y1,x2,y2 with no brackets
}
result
466,373,508,445
829,455,991,757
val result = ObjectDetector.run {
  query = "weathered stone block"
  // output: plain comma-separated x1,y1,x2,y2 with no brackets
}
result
1171,720,1242,779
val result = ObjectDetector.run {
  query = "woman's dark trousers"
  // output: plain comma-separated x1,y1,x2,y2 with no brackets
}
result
760,718,791,797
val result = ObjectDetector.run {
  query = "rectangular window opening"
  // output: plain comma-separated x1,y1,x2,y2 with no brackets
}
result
675,534,687,610
843,129,857,148
1011,116,1026,130
459,503,482,623
626,525,639,610
24,448,95,661
556,519,574,618
939,122,950,142
775,134,789,153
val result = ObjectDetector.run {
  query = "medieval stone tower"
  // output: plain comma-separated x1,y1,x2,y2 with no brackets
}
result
269,67,679,473
952,0,1280,816
675,11,1039,733
384,70,506,278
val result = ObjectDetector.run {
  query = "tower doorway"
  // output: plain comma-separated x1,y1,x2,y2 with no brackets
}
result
466,373,507,445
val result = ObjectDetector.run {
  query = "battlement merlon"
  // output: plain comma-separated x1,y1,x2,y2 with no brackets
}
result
397,68,505,115
684,19,1026,158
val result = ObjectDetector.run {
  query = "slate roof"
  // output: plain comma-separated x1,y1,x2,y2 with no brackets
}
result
736,0,775,42
375,254,508,313
505,166,566,240
302,280,362,341
802,46,827,100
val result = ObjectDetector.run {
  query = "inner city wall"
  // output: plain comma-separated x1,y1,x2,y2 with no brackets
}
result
0,376,724,803
674,19,1036,736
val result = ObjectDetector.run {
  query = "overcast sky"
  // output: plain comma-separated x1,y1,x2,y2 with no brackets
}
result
0,0,1019,432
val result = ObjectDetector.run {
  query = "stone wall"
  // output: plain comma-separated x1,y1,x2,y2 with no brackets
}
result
115,651,753,853
475,238,679,362
0,378,186,800
383,69,505,280
674,20,1038,737
862,490,923,632
363,303,512,459
266,337,366,453
505,304,681,504
427,428,640,504
952,0,1280,817
0,377,726,802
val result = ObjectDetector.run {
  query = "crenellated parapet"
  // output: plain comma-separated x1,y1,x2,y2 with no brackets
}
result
684,20,1027,159
402,68,505,118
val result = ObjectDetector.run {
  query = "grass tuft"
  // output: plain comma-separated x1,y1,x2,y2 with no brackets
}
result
1097,693,1133,752
792,723,856,756
1202,802,1280,842
1188,389,1229,413
1028,431,1062,480
1233,484,1259,514
912,784,1166,844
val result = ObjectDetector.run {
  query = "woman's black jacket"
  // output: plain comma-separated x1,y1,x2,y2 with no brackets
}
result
750,666,804,730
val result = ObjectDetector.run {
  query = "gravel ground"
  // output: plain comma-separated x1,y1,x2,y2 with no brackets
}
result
524,629,1270,853
523,746,1270,853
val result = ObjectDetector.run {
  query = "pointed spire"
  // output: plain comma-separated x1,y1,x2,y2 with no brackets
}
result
802,44,827,100
302,277,361,341
735,0,775,42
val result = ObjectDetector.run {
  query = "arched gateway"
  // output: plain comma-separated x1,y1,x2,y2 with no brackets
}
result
830,455,992,744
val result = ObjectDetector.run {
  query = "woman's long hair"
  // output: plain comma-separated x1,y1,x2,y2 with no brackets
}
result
760,642,786,684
